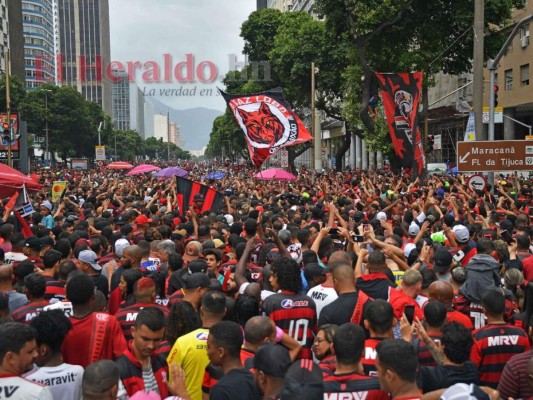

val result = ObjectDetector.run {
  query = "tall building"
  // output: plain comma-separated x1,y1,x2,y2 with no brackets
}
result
22,0,55,89
169,121,182,147
111,70,129,131
56,0,112,115
257,0,267,9
8,0,25,81
292,0,314,13
266,0,293,12
153,114,168,142
129,85,144,136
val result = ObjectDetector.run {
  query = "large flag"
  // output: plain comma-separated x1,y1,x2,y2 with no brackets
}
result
376,73,426,177
176,177,224,216
220,87,313,167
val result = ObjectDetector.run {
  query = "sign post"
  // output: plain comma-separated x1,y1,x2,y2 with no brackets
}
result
457,140,533,172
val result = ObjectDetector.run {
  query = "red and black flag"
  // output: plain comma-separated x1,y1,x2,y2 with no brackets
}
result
176,177,224,216
376,72,426,177
220,87,313,167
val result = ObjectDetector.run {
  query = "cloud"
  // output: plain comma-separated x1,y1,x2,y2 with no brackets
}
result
109,0,256,110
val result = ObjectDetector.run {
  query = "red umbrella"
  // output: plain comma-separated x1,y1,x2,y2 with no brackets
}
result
0,163,42,198
106,161,134,170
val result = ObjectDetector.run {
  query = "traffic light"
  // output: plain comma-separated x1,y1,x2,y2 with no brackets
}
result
494,85,499,107
428,135,435,152
2,122,10,143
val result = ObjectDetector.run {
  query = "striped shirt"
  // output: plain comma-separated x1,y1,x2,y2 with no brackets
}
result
497,350,533,399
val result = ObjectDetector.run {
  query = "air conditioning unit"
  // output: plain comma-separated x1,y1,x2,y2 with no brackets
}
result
521,35,529,48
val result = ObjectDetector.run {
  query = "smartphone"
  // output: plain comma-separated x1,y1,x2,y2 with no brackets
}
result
501,229,513,243
329,228,339,236
404,305,415,325
352,235,365,243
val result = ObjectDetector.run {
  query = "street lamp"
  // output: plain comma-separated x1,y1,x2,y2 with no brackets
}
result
43,89,52,163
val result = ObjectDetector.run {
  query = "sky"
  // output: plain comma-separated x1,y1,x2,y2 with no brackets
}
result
109,0,256,111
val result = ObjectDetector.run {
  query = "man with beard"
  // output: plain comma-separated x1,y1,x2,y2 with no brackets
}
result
0,322,53,399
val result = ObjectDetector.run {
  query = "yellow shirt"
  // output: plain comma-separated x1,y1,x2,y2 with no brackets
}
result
167,327,209,400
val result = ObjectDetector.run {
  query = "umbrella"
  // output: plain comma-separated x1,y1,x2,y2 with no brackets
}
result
207,171,226,180
126,164,161,176
155,166,189,178
106,161,133,170
0,163,42,198
254,168,297,181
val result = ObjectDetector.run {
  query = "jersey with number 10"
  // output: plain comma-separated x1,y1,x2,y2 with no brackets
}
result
262,291,317,359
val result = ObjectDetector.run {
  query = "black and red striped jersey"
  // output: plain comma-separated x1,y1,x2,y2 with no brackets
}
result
319,355,337,377
115,303,170,341
454,295,516,329
262,291,317,359
43,280,66,302
169,290,185,306
470,323,530,388
11,300,50,324
323,371,389,400
361,338,385,376
415,333,441,367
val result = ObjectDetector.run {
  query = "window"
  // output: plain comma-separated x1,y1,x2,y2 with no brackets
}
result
505,69,513,90
521,64,529,86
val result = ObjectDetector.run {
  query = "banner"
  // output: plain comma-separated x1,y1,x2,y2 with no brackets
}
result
176,177,224,217
376,73,425,177
220,87,313,167
464,111,476,141
51,181,67,202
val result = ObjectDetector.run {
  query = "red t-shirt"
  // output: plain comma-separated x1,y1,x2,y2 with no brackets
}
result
61,312,127,367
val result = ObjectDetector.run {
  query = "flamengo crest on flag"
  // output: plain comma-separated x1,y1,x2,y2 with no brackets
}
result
376,72,426,177
219,87,313,167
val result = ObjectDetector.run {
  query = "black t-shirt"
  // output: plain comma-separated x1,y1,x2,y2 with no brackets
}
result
210,368,260,400
90,273,109,298
418,361,479,393
319,292,362,326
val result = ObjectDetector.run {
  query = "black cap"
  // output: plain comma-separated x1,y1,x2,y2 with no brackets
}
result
253,344,291,377
354,211,365,222
115,215,128,225
187,259,208,274
183,273,210,289
40,236,55,248
281,359,324,400
25,236,43,251
433,248,453,274
214,215,227,223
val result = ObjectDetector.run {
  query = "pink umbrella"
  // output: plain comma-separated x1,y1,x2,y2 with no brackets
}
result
126,164,161,176
254,168,297,181
106,161,133,170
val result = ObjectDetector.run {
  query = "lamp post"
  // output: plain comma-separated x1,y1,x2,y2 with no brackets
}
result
43,89,52,163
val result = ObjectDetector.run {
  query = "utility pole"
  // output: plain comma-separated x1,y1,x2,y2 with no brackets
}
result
311,63,322,171
167,109,170,161
5,51,11,168
473,0,485,140
43,89,52,163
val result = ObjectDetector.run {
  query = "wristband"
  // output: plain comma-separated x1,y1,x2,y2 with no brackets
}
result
275,326,283,343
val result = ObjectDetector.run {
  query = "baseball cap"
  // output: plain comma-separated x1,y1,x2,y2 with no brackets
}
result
281,359,324,400
187,259,208,274
376,211,387,221
40,236,55,248
115,215,128,225
434,248,453,274
193,193,204,202
135,215,153,225
114,238,130,258
78,250,102,271
253,344,291,378
408,222,420,236
440,383,490,400
224,214,234,226
41,200,53,211
452,225,469,243
404,243,416,258
184,241,202,261
354,211,365,222
183,272,210,289
212,239,225,249
25,236,43,251
215,215,227,223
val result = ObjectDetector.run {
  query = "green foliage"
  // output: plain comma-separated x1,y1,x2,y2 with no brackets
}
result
205,108,246,159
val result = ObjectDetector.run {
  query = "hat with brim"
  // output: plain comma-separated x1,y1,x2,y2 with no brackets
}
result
78,249,102,271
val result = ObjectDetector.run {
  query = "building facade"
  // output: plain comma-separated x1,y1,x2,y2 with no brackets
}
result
153,114,168,142
22,0,55,89
111,70,129,131
56,0,112,115
129,85,144,136
266,0,293,12
8,0,25,81
485,2,533,141
292,0,314,13
257,0,267,10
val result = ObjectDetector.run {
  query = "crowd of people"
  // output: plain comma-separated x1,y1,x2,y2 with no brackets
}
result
1,161,533,400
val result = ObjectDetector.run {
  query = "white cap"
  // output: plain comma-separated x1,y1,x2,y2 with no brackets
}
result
224,214,234,226
376,212,387,221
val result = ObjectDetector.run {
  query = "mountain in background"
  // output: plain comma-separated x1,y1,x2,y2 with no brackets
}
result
149,97,223,150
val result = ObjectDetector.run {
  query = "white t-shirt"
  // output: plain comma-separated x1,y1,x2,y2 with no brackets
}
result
24,364,83,400
307,284,338,318
0,375,54,399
